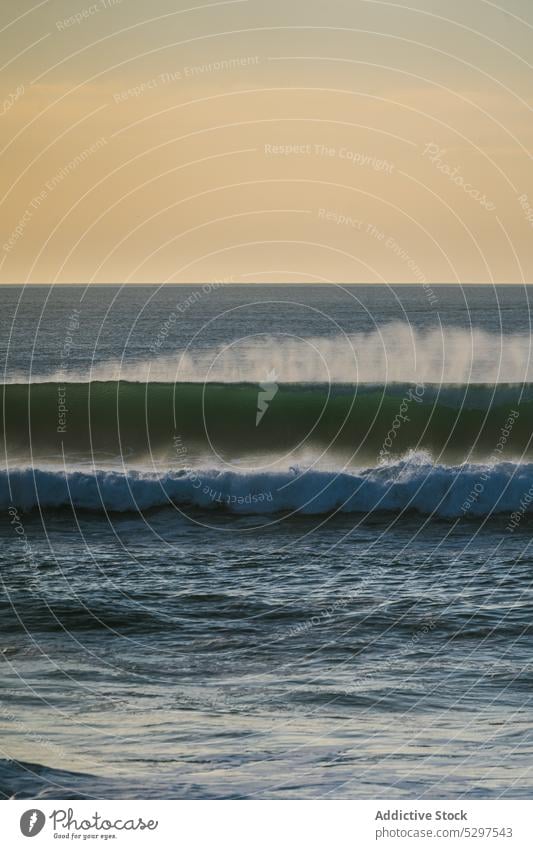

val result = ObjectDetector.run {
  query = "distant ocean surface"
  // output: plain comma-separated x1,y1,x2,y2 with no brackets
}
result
1,284,533,799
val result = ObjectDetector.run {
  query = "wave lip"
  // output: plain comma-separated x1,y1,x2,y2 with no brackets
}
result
1,456,532,519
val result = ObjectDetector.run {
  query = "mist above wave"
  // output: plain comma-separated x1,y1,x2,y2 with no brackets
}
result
7,324,532,386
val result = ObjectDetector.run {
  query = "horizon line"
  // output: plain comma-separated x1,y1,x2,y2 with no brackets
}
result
1,282,533,288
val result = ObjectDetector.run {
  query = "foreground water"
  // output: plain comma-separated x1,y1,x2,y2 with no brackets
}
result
2,509,533,799
1,284,533,798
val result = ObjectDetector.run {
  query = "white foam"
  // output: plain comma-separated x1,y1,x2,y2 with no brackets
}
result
2,455,532,518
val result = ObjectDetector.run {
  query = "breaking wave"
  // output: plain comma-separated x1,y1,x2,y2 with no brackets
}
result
2,455,533,519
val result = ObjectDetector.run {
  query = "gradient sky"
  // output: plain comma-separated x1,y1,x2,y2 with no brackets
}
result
1,0,533,284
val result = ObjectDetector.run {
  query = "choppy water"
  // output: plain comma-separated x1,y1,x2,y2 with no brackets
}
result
1,284,533,798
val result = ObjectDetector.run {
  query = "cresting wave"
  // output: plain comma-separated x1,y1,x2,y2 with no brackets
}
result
1,380,531,463
2,456,533,519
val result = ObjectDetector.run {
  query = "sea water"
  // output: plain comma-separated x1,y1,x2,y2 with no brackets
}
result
1,284,532,799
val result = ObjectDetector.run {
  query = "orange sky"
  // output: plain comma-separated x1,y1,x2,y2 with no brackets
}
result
1,0,533,284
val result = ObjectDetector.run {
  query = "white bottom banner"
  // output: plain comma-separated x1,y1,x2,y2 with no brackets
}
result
2,800,532,848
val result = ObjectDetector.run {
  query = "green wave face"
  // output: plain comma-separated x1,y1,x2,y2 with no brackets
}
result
1,381,531,466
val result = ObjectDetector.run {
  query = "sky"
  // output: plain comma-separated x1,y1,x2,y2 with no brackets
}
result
1,0,533,284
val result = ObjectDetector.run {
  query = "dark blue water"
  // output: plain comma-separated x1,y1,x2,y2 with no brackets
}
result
1,285,533,799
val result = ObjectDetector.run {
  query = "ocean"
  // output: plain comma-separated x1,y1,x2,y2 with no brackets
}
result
1,283,532,799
